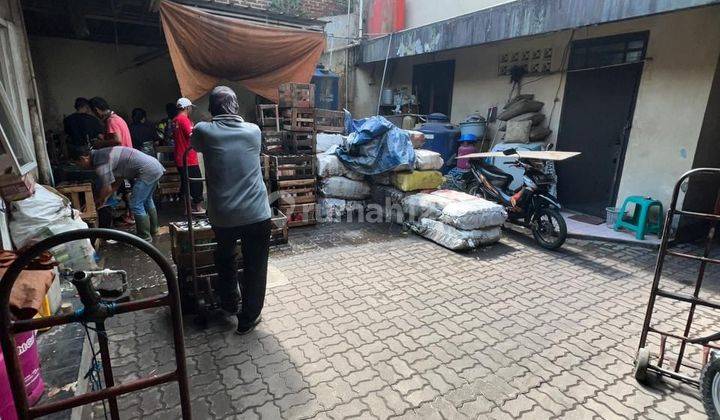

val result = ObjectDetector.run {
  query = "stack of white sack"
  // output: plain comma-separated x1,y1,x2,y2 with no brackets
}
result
403,190,507,250
315,145,371,222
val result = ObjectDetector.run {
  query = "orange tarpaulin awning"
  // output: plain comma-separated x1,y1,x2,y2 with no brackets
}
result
159,1,326,102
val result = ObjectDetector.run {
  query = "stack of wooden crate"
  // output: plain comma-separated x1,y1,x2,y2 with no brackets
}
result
155,145,181,201
257,83,318,228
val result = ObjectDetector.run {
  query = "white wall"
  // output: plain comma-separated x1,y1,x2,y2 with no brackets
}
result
30,36,182,131
402,0,513,29
351,6,720,209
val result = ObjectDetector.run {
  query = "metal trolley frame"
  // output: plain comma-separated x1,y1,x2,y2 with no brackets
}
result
0,229,191,419
635,168,720,387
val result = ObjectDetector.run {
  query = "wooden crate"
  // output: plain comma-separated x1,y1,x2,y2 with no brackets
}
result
276,179,316,206
55,182,97,227
278,83,315,108
287,132,315,154
314,109,344,133
282,108,315,132
270,155,315,181
262,130,287,155
260,154,271,180
270,209,289,245
257,104,281,131
279,203,317,228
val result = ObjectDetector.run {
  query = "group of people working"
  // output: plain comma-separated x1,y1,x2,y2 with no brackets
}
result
64,87,270,334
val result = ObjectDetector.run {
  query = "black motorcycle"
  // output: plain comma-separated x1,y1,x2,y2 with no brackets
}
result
465,149,568,250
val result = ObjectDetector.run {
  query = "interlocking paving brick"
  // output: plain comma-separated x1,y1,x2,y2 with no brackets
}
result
93,222,719,419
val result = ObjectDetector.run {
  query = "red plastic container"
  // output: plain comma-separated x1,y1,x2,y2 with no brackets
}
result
0,331,45,420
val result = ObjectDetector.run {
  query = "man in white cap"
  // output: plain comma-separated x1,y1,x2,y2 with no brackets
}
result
174,97,204,214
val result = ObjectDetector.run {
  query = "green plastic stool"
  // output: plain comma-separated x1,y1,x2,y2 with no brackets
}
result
614,196,664,240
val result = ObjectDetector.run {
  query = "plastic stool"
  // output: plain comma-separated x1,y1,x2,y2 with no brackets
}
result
614,196,664,240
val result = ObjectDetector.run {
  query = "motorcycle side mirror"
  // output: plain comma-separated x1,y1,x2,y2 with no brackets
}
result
502,148,517,156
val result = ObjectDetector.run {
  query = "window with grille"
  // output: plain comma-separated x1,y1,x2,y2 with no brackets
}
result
569,32,648,71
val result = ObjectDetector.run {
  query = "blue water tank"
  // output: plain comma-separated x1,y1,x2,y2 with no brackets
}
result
311,65,340,111
418,113,460,173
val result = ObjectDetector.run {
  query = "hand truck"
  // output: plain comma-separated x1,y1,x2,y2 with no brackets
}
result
634,168,720,419
0,229,191,419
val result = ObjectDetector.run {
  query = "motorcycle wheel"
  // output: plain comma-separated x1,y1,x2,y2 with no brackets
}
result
531,208,567,250
700,357,720,420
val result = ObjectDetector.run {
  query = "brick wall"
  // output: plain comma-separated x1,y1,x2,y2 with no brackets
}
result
217,0,347,18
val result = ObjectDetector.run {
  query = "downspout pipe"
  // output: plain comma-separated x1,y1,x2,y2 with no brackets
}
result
358,0,363,39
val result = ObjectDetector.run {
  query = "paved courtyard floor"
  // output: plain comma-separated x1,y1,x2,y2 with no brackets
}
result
86,221,720,419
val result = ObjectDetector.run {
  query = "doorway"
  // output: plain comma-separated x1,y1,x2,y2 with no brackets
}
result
412,60,455,117
556,32,648,218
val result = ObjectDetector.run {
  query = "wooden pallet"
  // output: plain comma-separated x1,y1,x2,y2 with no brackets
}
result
278,203,317,228
275,178,316,206
270,155,315,181
55,182,97,227
279,83,315,108
314,109,344,133
257,104,281,131
282,108,315,132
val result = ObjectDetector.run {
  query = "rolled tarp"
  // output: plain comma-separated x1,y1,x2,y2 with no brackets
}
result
159,1,325,102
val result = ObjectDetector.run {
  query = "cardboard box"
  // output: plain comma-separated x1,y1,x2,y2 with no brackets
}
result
0,172,35,202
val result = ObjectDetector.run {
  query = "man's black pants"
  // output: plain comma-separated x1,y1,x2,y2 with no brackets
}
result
180,165,204,204
213,219,271,324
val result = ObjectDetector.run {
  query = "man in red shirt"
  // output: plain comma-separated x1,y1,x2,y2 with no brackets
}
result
174,97,204,214
89,97,133,149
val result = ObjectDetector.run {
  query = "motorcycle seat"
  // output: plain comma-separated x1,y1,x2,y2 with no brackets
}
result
480,164,513,190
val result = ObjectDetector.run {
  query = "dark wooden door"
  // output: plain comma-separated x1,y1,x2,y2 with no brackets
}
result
557,33,647,217
413,60,455,117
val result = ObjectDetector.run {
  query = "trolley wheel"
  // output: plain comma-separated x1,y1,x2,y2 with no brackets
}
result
194,298,209,329
634,347,651,384
700,357,720,420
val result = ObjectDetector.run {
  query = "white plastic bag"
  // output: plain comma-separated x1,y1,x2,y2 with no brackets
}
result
316,133,346,153
320,177,371,200
9,185,97,270
401,193,454,220
439,199,507,230
410,218,501,250
414,149,444,171
316,153,348,177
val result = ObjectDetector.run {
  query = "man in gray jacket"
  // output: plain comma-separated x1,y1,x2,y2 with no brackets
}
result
191,86,271,335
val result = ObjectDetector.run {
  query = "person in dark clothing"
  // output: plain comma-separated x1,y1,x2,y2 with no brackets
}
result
63,97,104,159
191,86,271,335
129,108,157,156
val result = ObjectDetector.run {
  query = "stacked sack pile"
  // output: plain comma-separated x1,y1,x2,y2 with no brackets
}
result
402,190,507,251
496,94,552,143
315,133,371,221
367,131,444,222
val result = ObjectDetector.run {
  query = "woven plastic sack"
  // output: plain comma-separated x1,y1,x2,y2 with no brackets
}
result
392,171,444,192
401,193,454,220
371,185,407,206
345,171,366,181
430,189,477,202
320,177,371,200
414,149,444,171
410,218,501,250
498,99,544,121
371,172,392,185
439,199,507,230
316,133,346,153
316,153,347,177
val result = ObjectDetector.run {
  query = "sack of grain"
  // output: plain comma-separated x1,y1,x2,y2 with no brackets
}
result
498,99,544,121
320,177,371,200
345,171,366,181
410,218,501,250
414,149,444,171
392,170,444,192
439,199,507,230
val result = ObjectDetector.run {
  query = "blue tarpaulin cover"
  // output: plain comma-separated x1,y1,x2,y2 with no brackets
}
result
336,113,416,175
